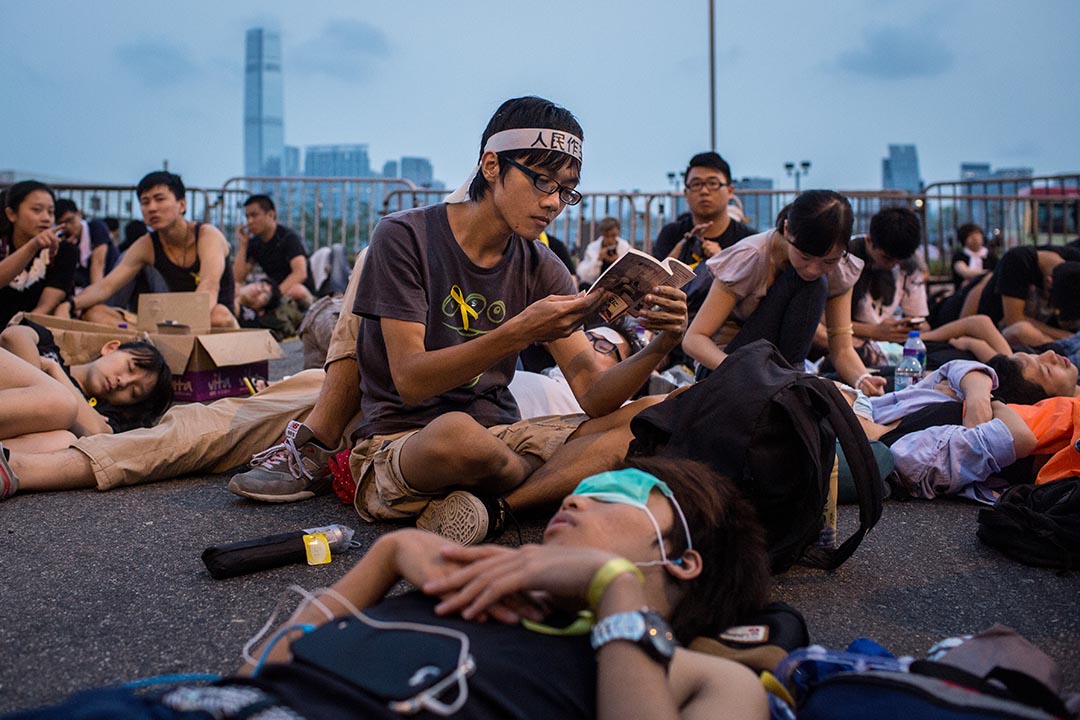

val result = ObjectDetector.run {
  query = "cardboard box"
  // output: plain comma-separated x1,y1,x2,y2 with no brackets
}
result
20,294,283,402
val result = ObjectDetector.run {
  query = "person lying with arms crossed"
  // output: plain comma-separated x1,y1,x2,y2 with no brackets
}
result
7,457,771,720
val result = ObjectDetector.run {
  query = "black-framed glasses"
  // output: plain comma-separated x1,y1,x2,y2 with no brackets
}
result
685,178,731,192
585,331,623,362
502,156,583,206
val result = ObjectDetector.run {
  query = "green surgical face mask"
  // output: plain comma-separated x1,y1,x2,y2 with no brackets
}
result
571,468,694,567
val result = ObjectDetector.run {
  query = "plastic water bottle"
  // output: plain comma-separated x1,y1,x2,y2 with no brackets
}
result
894,348,922,392
904,330,927,371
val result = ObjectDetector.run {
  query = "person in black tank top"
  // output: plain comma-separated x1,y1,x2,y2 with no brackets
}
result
10,458,772,719
72,171,238,328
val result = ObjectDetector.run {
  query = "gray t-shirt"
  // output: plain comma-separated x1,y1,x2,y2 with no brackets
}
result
353,204,577,437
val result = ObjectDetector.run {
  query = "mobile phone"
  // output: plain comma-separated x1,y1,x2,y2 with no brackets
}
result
905,316,925,326
291,617,466,702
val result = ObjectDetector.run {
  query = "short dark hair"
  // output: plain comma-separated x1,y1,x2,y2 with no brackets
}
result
956,222,984,247
243,194,276,213
869,206,921,261
775,189,854,257
54,198,79,218
467,96,583,202
103,217,120,232
1,180,54,240
685,152,732,183
622,456,770,641
598,216,620,234
136,171,185,201
92,341,173,432
986,355,1051,405
121,220,148,252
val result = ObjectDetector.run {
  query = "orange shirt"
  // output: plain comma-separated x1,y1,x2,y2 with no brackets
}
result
1009,395,1080,484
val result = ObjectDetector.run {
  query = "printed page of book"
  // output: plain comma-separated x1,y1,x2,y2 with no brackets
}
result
588,249,695,323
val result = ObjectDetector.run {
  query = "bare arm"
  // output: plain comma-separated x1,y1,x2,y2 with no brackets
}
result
1001,295,1070,341
73,237,152,312
88,243,109,285
382,293,602,406
0,230,61,287
992,401,1037,459
0,325,42,364
958,369,994,427
194,225,228,300
549,285,688,417
39,359,112,436
827,290,886,396
427,544,767,720
853,316,912,344
233,227,252,284
682,280,737,370
278,255,309,296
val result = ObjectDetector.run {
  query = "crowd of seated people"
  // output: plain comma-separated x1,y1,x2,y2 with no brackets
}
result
2,95,1080,719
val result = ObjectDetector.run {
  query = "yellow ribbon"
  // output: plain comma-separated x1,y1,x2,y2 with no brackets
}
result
88,397,97,408
521,610,594,637
449,285,478,331
537,231,550,247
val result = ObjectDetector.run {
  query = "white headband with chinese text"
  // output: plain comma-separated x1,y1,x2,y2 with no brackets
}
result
443,127,583,204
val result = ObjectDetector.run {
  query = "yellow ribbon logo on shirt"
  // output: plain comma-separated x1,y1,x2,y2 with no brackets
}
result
449,285,479,332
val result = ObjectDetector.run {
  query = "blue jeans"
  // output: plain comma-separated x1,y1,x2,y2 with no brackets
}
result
726,265,828,364
2,687,203,720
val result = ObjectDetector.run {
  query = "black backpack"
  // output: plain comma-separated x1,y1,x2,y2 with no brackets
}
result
977,478,1080,569
628,340,883,573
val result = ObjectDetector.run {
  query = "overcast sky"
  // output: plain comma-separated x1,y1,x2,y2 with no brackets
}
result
3,0,1079,194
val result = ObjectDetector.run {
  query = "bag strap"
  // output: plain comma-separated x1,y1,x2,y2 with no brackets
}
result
799,379,884,571
910,660,1069,717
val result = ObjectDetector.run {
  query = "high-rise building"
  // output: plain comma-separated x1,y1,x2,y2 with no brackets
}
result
958,164,1034,234
960,162,992,181
303,144,372,220
284,145,301,176
734,176,774,228
244,28,285,177
882,144,921,193
400,156,434,187
304,144,371,178
382,160,398,178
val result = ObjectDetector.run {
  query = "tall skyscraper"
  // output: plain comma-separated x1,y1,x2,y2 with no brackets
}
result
244,28,285,177
382,160,399,178
882,144,921,193
734,177,774,228
284,145,301,176
400,156,434,187
304,144,371,177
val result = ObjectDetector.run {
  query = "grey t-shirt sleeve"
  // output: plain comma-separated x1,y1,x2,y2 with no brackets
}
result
353,218,429,324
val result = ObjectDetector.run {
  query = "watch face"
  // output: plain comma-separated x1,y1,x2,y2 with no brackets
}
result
642,611,677,660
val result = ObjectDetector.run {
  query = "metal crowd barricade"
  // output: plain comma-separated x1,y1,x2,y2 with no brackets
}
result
922,174,1080,260
9,183,217,228
217,176,418,255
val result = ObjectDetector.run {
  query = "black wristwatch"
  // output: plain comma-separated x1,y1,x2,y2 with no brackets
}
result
591,609,678,668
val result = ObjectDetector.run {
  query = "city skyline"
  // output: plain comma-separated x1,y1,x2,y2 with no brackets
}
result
3,1,1079,193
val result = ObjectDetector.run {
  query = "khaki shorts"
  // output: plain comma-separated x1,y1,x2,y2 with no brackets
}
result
350,413,586,521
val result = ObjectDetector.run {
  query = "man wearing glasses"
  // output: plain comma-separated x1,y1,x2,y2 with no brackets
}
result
653,152,756,265
232,96,688,547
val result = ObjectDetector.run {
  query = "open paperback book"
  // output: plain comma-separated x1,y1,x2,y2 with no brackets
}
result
586,247,696,323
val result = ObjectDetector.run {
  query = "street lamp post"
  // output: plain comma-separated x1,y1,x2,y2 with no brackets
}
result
784,161,811,191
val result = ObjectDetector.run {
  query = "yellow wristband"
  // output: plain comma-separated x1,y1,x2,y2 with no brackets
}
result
587,558,645,612
827,325,854,337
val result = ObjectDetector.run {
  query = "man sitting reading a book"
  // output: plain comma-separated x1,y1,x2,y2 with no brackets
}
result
229,97,689,548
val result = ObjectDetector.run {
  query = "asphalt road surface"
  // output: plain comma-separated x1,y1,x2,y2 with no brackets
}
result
2,340,1077,713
